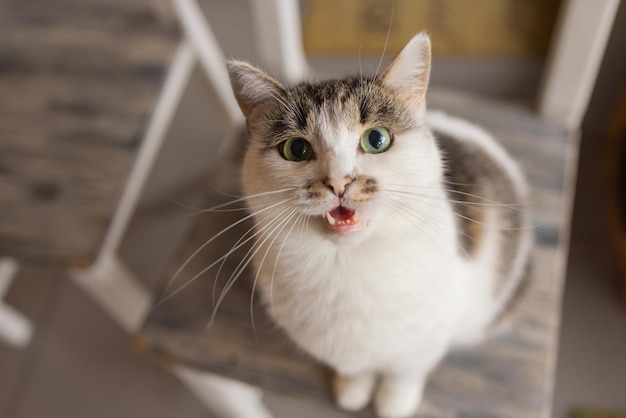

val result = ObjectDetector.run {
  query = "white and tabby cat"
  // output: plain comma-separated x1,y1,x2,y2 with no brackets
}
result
226,33,532,418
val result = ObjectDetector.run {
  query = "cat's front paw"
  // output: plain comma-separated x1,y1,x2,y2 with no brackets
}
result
333,373,376,411
374,377,424,418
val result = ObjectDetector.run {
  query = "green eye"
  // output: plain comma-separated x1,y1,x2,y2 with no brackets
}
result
279,137,314,161
360,127,392,154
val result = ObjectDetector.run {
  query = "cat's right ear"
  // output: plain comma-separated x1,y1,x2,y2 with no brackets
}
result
380,32,431,113
227,61,286,118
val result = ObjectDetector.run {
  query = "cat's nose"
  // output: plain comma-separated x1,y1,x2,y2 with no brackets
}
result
324,176,353,197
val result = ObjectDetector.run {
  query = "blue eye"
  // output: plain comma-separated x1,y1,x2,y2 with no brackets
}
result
360,127,392,154
279,137,314,161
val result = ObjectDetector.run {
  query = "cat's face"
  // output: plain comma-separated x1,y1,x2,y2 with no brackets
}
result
229,33,437,243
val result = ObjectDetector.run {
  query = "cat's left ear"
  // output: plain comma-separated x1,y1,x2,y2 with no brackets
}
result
227,60,287,118
380,32,431,111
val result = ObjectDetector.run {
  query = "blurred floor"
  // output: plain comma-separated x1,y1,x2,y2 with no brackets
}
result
0,272,210,418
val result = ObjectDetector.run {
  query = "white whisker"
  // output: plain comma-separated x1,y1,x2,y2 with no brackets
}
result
387,200,472,261
210,207,299,328
362,5,393,107
382,201,460,267
188,187,296,216
269,212,305,320
386,183,530,210
385,190,541,231
160,197,295,301
249,209,300,337
211,205,293,307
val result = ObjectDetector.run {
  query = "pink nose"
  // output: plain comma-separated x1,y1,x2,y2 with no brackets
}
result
324,176,353,197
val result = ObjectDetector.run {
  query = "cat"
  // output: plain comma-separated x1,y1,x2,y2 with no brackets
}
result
226,32,532,418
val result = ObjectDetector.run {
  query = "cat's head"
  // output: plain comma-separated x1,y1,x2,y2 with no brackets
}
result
228,33,442,244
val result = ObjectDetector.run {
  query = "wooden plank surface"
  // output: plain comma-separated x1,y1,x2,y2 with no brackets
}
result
138,89,576,417
0,0,177,264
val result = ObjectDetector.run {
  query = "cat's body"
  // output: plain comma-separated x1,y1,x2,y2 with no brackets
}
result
227,33,531,418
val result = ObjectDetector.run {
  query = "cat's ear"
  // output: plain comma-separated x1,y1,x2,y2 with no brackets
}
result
227,60,287,118
380,32,431,109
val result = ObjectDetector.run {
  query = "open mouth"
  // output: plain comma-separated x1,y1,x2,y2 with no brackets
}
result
324,206,362,234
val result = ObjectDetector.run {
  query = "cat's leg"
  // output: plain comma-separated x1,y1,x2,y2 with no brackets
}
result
333,371,376,411
373,341,448,418
374,373,425,418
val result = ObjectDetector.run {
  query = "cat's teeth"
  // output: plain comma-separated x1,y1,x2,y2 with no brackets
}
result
326,212,337,226
351,211,359,223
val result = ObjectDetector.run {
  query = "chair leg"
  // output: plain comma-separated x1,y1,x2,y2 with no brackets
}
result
173,0,245,127
537,0,619,129
248,0,309,84
0,304,33,348
175,366,275,418
93,40,196,265
0,258,33,347
71,254,151,334
70,40,196,334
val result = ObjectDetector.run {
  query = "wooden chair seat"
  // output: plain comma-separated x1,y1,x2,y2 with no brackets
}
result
136,88,575,417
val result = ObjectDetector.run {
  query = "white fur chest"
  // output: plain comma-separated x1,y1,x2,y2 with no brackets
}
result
254,222,463,374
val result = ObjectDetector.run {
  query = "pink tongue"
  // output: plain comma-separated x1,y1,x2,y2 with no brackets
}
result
330,206,355,221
